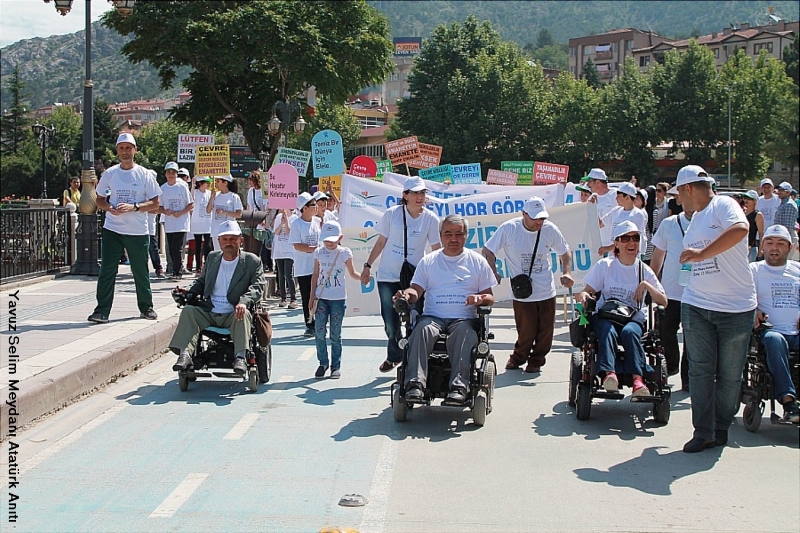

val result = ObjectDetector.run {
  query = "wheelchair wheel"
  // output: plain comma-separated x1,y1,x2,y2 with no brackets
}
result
392,387,407,422
473,392,487,426
576,383,591,420
653,395,671,424
256,343,272,384
248,369,259,392
485,360,496,413
743,400,763,432
568,351,582,407
178,374,189,392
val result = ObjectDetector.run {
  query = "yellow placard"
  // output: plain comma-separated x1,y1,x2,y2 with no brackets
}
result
318,175,342,198
195,144,231,177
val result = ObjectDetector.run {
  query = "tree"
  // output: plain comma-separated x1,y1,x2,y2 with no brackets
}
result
0,65,31,155
582,58,602,89
765,91,799,182
783,33,799,86
104,0,394,161
530,45,569,71
536,28,554,49
44,105,82,196
93,99,120,167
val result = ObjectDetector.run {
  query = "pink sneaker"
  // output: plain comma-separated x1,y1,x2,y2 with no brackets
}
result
602,372,619,392
632,376,649,397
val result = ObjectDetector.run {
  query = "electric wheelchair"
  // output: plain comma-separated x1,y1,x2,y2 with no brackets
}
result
171,288,272,392
739,323,800,432
390,298,496,426
568,298,671,423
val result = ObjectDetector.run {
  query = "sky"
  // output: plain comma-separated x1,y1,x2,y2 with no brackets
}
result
0,0,113,48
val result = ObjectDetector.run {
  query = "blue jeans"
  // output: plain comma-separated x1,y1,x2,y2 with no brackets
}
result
759,330,799,401
378,281,403,363
592,315,649,377
681,304,755,440
315,299,346,370
148,235,162,271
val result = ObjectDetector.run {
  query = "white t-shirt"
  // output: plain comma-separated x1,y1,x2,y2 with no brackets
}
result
412,249,497,320
651,213,691,301
246,187,265,211
147,212,158,237
159,181,192,233
289,216,321,276
594,190,618,246
483,218,569,302
210,255,240,314
210,191,243,239
682,195,756,312
756,195,781,229
322,210,339,223
271,213,297,260
190,189,212,234
314,245,354,301
750,260,800,336
97,164,160,235
375,205,440,282
584,257,663,311
602,206,648,254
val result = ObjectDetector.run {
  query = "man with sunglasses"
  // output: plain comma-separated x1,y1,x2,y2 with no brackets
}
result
671,165,756,453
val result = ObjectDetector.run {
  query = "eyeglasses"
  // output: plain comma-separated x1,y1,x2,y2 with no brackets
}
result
616,234,641,243
304,202,316,208
657,189,666,193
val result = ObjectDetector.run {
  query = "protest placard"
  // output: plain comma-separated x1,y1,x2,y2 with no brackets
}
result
275,147,312,177
311,129,344,177
195,144,230,176
375,160,393,181
407,142,443,169
349,155,378,178
452,163,482,184
267,163,299,210
486,169,518,186
533,161,570,185
384,136,420,165
501,161,534,185
419,164,453,183
177,134,214,163
318,175,342,199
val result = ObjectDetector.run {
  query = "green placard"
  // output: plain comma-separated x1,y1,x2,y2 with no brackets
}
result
501,161,533,185
375,159,393,182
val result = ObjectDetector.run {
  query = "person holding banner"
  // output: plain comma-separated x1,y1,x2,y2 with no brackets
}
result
272,208,298,309
246,170,273,272
360,176,441,373
207,174,242,249
482,196,574,373
291,192,323,337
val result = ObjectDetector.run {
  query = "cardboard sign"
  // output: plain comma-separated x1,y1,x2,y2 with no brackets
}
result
375,160,393,181
318,175,342,198
267,163,299,210
311,129,344,177
451,163,482,184
275,147,312,177
501,161,533,185
533,161,570,185
350,155,378,178
195,144,231,176
384,136,420,165
419,164,453,183
407,142,443,169
177,134,214,163
486,169,518,186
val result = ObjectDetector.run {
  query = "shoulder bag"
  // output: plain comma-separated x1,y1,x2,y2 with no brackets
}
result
597,261,643,326
399,207,416,290
254,300,273,347
509,230,541,299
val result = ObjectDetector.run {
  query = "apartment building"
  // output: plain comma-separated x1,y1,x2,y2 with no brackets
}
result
568,28,665,82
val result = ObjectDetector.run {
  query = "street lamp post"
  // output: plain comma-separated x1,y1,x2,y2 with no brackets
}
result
32,122,56,199
43,0,136,275
267,100,307,152
60,145,72,195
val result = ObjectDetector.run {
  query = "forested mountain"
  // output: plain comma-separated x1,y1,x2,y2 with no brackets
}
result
1,0,797,111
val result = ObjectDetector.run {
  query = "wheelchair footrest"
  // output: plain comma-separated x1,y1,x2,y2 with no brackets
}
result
441,399,468,407
593,391,625,400
182,371,212,378
212,371,244,378
630,394,661,403
770,414,798,426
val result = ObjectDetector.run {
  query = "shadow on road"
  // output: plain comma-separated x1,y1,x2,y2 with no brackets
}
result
295,376,394,406
116,378,256,406
332,403,482,442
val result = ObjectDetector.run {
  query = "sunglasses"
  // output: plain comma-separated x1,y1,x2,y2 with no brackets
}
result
616,234,641,243
304,202,316,208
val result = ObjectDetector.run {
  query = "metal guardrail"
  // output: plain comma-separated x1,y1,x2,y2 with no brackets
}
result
1,206,73,282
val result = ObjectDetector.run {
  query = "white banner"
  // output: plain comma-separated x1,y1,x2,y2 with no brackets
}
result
338,174,601,316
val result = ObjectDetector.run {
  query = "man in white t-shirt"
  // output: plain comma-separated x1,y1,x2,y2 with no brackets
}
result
585,168,617,248
159,161,193,279
170,221,265,376
756,178,780,229
750,225,800,423
394,215,496,404
672,165,757,453
89,133,161,324
483,196,573,373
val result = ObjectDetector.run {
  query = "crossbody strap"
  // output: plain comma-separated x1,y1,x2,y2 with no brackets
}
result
526,230,542,279
318,249,342,295
402,207,409,260
676,215,685,237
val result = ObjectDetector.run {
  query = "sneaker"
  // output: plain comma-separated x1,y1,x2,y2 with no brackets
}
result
156,270,166,279
330,368,341,379
315,365,328,379
782,401,800,423
445,387,467,404
303,328,315,337
278,300,288,308
140,309,158,320
631,377,649,397
87,312,109,324
288,301,298,309
232,357,247,376
405,382,424,401
602,372,619,392
379,360,400,373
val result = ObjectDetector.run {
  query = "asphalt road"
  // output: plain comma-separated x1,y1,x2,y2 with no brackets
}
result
2,303,798,533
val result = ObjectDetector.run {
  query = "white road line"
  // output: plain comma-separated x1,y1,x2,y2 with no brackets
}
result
223,413,260,440
149,472,209,518
268,375,293,391
20,402,129,475
297,347,315,361
359,438,399,533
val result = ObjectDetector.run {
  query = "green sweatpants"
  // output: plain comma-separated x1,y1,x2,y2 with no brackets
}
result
93,229,153,316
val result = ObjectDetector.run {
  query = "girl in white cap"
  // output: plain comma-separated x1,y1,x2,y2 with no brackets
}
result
207,175,242,248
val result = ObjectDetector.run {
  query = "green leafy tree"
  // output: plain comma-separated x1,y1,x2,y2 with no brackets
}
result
582,57,602,89
536,28,554,49
391,16,552,174
93,99,120,167
0,65,31,155
134,119,225,181
531,44,569,71
0,152,37,199
104,0,394,162
44,105,82,195
783,33,799,86
765,90,799,182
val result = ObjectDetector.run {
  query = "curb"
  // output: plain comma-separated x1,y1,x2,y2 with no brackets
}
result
1,319,177,440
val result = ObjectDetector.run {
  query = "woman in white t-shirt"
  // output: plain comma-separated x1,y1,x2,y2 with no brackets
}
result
246,170,273,272
207,174,243,249
360,176,441,373
272,209,298,308
290,192,322,336
598,182,647,256
578,221,667,397
190,176,213,275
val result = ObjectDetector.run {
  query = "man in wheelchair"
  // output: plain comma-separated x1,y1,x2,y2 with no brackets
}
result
169,220,265,376
393,215,496,404
749,225,800,423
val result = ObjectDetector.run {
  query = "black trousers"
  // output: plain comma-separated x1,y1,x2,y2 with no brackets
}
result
194,233,212,271
166,232,186,276
659,298,689,384
297,274,314,329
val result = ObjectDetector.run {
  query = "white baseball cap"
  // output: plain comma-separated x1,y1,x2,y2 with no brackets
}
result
164,161,179,171
616,182,637,198
116,132,136,146
760,178,774,187
313,191,329,201
761,224,792,243
215,174,234,182
587,168,607,181
777,181,792,191
178,167,190,177
636,188,648,203
320,221,343,242
523,196,549,219
403,176,427,192
667,165,713,194
296,191,314,211
217,220,242,237
613,220,641,240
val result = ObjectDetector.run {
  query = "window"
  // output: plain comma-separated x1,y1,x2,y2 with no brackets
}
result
754,42,774,54
639,55,651,67
570,66,575,74
583,44,594,55
570,47,576,57
713,48,719,58
627,40,634,50
595,43,612,59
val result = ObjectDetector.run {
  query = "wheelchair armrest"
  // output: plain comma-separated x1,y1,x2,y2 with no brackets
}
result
655,305,666,317
477,306,492,316
754,321,773,333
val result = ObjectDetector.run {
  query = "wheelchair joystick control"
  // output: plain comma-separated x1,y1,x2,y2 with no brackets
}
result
393,297,411,319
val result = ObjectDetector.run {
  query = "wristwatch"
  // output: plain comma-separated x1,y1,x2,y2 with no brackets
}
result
363,262,371,269
134,203,140,211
